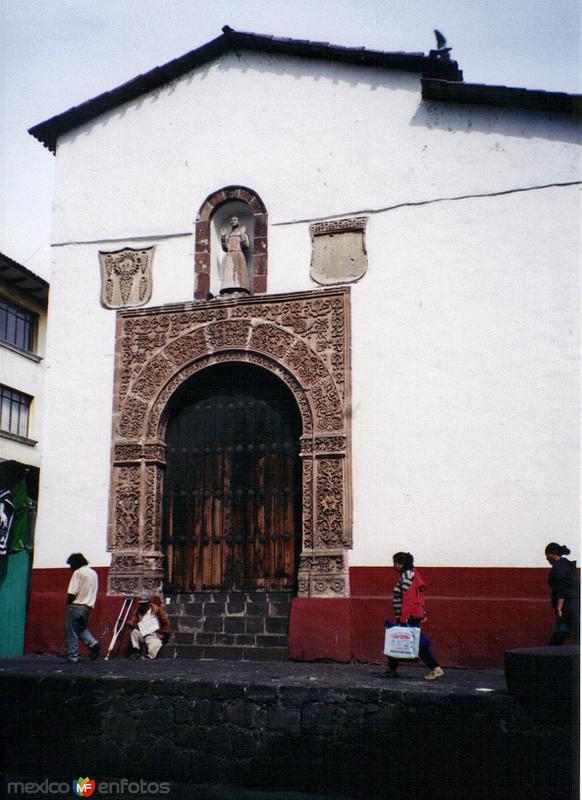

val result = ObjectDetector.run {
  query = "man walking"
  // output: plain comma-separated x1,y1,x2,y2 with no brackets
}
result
65,553,100,663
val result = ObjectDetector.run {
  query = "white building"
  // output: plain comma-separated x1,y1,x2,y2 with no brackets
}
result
26,28,580,665
0,251,48,655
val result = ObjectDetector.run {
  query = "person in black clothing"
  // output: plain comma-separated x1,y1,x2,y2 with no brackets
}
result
545,542,579,645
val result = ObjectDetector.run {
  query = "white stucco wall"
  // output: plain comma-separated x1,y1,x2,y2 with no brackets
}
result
34,51,580,569
349,184,580,567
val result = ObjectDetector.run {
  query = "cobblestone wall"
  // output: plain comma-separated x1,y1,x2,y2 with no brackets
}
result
0,672,574,799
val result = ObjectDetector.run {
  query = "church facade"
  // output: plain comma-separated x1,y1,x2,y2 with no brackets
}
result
26,28,580,665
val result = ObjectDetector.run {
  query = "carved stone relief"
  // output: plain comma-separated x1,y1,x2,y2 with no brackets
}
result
108,287,351,598
310,217,368,286
99,247,155,309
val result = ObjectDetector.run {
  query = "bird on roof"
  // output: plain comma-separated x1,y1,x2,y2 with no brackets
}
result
433,29,452,55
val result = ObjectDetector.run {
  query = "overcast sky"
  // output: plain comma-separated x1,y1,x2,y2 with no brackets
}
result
1,0,580,278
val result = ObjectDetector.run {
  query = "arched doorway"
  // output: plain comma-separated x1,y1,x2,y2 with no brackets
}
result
162,363,302,593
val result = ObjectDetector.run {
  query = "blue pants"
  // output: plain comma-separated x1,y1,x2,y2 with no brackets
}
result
65,604,98,660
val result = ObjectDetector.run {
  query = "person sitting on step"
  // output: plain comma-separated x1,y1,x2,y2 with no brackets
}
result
127,594,171,659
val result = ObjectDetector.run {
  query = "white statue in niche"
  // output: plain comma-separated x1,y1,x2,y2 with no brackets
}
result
219,216,250,294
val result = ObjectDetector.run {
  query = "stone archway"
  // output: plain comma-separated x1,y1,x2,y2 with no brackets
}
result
107,287,351,599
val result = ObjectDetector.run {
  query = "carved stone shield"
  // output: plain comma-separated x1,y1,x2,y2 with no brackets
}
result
310,217,368,285
99,247,154,309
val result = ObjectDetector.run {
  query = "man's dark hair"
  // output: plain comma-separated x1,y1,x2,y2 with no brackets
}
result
66,553,88,570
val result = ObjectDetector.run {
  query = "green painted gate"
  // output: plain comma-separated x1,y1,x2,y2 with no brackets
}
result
0,468,35,657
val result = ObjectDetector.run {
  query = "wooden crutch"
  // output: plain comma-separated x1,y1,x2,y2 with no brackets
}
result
104,596,134,660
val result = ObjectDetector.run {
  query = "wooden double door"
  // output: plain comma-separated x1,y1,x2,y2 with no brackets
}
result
162,364,302,593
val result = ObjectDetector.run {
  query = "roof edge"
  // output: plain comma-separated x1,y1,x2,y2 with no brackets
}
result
422,78,582,116
0,251,49,304
29,27,462,153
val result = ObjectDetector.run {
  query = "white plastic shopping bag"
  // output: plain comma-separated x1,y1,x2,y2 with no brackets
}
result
383,625,421,659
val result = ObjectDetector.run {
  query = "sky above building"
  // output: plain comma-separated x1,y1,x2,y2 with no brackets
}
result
1,0,580,278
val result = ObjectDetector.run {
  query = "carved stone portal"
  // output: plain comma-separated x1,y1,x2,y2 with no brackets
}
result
99,247,155,309
107,287,352,598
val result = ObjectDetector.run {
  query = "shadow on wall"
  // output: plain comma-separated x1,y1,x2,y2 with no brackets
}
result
63,56,422,153
410,98,582,144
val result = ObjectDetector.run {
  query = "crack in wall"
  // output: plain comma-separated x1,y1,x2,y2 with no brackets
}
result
49,180,581,247
52,231,193,247
272,180,582,227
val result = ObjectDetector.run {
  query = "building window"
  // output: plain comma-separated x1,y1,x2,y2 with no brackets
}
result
0,298,37,352
0,385,31,438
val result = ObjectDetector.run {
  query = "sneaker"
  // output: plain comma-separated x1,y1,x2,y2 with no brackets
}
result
424,666,444,681
66,657,78,664
89,643,101,661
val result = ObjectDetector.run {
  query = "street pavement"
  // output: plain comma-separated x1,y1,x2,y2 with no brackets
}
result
0,654,507,696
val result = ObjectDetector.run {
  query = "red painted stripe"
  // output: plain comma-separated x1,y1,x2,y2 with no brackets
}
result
349,566,552,598
25,564,567,667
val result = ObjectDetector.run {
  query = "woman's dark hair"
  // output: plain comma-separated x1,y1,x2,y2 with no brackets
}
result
393,551,414,570
545,543,571,557
66,552,89,570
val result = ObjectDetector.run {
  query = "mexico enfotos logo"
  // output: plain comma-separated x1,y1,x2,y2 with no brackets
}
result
6,777,170,795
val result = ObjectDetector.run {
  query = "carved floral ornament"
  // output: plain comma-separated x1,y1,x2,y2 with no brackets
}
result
107,288,352,599
99,247,155,309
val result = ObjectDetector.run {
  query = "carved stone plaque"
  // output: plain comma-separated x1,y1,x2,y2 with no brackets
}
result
310,217,367,285
99,247,154,309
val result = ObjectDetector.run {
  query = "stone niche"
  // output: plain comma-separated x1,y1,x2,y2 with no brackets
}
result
195,186,268,299
107,287,352,599
211,200,254,295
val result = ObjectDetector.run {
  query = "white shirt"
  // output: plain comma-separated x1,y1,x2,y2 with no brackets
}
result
67,565,98,607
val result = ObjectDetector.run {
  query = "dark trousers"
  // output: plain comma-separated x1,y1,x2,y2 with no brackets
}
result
388,641,439,671
388,620,440,670
549,612,579,646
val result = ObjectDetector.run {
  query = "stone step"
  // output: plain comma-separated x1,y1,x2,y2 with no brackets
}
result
163,591,292,659
166,592,292,616
160,643,289,661
174,631,288,647
167,615,289,636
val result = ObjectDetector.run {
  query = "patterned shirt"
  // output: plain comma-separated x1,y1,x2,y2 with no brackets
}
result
393,569,414,622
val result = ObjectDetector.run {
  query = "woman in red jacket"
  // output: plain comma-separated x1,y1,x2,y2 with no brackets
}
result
384,551,444,680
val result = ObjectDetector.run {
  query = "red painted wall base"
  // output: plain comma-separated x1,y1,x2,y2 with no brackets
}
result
290,567,557,667
24,567,129,658
25,565,560,667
